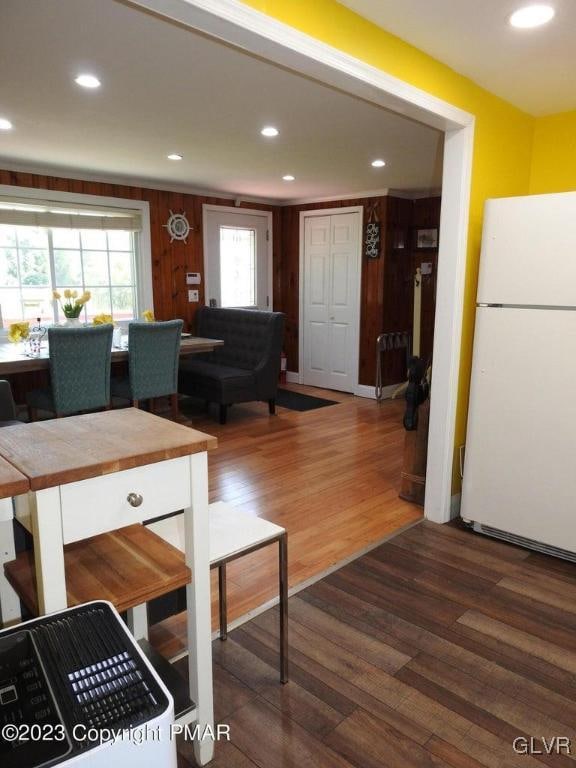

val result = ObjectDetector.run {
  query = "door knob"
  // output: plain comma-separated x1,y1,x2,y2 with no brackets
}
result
127,492,143,507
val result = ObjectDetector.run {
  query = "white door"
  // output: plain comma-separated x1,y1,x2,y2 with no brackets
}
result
204,207,271,309
462,305,576,552
302,210,361,392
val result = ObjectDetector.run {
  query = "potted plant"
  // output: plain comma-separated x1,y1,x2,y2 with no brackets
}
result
53,289,91,326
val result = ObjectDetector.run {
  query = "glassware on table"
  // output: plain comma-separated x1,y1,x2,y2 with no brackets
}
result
26,317,47,357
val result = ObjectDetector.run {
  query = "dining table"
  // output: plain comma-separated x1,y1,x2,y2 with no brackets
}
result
0,334,223,376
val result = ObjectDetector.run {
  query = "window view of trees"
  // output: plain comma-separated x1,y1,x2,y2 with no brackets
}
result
0,225,137,326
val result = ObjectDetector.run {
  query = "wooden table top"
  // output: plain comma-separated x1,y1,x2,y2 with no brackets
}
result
0,408,218,490
0,454,29,498
0,335,223,376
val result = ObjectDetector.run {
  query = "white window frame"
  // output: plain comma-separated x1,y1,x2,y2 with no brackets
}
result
0,185,153,334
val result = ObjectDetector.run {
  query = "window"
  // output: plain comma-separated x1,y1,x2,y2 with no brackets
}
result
0,224,137,326
219,226,256,308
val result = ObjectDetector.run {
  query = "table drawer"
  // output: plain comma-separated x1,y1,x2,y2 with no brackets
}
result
60,456,191,544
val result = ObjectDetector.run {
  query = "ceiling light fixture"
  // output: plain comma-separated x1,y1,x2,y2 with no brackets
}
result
371,159,386,168
261,126,279,137
167,153,183,161
0,118,13,131
282,175,295,181
509,4,555,28
75,73,101,89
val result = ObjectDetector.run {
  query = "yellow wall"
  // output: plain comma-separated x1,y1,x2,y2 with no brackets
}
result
242,0,534,490
530,110,576,193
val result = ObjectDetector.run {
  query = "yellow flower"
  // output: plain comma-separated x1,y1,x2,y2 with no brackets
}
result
64,288,72,299
71,290,78,299
93,313,113,325
142,309,155,322
8,322,30,343
52,290,61,300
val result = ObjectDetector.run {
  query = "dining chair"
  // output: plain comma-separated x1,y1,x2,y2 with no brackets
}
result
26,325,113,420
0,380,21,427
111,319,183,418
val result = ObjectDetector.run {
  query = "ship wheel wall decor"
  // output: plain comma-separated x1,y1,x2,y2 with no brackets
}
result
164,210,193,243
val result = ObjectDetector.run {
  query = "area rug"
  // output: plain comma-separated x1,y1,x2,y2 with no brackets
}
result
276,388,338,412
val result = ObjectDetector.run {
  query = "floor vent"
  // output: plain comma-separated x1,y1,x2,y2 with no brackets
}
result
474,523,576,563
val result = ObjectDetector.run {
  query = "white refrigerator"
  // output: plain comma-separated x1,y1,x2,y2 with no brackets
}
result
461,191,576,559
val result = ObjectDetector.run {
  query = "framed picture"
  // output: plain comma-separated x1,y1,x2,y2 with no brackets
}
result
416,228,438,249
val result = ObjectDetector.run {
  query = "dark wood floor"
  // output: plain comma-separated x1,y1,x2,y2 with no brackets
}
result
175,519,576,768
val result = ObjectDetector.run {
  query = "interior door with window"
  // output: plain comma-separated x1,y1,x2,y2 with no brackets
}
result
204,208,270,309
302,210,361,392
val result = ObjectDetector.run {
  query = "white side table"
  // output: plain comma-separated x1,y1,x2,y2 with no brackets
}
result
149,500,289,683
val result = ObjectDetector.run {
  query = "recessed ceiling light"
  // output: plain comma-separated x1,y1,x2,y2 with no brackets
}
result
261,126,279,137
75,73,101,89
282,175,295,181
167,153,183,161
0,118,13,131
371,159,386,168
510,4,555,28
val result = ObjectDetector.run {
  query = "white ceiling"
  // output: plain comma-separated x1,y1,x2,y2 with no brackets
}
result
0,0,443,203
340,0,576,116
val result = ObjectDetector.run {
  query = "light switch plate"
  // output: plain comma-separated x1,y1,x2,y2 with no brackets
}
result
188,289,199,302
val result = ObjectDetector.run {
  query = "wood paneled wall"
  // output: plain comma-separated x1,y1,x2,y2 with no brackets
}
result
276,195,441,387
0,169,281,332
0,168,439,393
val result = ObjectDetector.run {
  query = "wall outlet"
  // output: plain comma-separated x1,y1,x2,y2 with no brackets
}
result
188,289,199,303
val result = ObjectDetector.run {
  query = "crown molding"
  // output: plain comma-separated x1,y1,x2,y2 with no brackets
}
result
0,158,277,207
281,188,389,206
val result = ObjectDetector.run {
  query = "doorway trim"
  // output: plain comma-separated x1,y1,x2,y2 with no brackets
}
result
202,204,273,310
298,206,363,395
130,0,475,525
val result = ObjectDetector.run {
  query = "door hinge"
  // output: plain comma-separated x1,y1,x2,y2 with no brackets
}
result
266,229,270,242
266,295,270,307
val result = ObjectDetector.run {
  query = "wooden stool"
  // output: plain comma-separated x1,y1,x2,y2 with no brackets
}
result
148,501,288,683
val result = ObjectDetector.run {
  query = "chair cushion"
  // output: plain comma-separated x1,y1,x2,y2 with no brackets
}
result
180,359,255,385
179,359,256,402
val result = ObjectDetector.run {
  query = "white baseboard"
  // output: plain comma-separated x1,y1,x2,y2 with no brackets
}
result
450,493,461,519
354,384,376,399
284,377,402,401
356,382,403,400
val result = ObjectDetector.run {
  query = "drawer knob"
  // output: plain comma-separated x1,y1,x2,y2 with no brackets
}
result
127,492,143,508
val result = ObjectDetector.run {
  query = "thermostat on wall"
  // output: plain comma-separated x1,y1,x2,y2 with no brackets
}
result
186,272,201,285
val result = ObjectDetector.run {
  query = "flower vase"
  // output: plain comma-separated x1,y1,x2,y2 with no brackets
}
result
65,317,82,328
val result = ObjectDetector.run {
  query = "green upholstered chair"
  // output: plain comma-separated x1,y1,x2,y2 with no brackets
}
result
27,325,113,420
110,320,183,417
